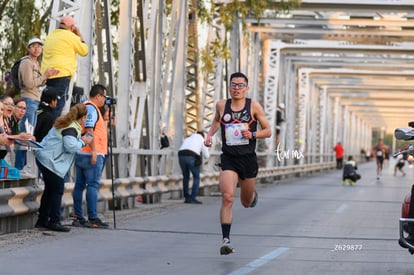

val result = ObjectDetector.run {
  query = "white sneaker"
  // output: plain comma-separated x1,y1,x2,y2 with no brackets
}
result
220,238,235,255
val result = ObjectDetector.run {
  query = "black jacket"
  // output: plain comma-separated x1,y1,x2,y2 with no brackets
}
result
34,103,56,143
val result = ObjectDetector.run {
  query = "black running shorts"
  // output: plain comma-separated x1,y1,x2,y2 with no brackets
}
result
220,153,258,180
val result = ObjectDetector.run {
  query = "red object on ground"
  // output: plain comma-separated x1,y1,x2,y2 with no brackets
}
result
402,193,411,218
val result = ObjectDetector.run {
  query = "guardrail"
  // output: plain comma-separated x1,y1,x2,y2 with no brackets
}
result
0,162,335,234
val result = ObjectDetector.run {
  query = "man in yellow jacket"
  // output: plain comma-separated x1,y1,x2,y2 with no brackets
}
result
41,16,88,118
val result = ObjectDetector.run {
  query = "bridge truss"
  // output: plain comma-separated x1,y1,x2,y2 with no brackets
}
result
48,0,414,178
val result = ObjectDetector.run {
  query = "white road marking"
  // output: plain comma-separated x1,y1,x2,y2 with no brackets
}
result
228,247,289,275
336,203,348,214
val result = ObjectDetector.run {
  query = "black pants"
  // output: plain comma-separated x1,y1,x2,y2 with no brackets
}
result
336,158,343,169
36,160,65,225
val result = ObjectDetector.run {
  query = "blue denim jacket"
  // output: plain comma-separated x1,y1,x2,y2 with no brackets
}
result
35,121,85,178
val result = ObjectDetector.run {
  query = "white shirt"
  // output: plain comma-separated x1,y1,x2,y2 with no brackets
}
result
179,133,210,158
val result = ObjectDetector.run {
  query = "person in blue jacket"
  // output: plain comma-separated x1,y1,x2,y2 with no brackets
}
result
34,103,92,232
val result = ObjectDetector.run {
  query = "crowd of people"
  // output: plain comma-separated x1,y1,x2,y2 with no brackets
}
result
0,16,113,232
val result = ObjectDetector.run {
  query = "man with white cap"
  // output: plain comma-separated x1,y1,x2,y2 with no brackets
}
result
41,15,89,119
15,37,59,170
19,37,59,126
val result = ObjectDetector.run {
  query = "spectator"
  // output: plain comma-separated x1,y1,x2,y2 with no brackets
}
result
394,152,407,177
33,87,60,180
41,16,88,118
0,101,5,134
0,95,16,136
9,99,26,136
10,99,27,170
34,103,91,232
204,72,271,255
333,142,344,169
0,95,35,160
72,84,109,228
0,102,13,146
16,37,59,170
33,87,60,143
275,103,285,148
342,156,361,186
178,131,210,204
0,96,14,159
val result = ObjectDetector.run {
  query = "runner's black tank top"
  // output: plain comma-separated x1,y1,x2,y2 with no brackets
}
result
220,98,257,156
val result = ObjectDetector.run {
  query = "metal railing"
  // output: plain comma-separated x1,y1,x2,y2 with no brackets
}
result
0,161,335,234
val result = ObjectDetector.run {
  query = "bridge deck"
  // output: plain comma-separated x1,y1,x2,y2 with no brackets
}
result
0,159,413,274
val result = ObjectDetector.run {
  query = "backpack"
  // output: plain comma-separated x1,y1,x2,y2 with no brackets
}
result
9,56,29,91
160,134,170,149
0,159,21,180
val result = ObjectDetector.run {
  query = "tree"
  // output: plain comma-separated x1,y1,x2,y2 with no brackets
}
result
0,0,52,94
0,0,301,92
197,0,301,74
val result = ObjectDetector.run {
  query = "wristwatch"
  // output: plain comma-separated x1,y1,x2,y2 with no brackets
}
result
252,132,257,139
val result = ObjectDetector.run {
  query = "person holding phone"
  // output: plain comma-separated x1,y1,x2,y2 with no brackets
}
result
41,15,89,118
34,103,92,232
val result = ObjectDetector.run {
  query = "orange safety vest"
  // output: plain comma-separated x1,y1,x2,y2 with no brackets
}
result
81,101,108,155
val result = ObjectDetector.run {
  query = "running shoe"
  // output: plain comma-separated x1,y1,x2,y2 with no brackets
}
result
34,220,48,229
250,190,258,208
220,238,235,255
87,218,109,228
72,216,87,227
47,223,71,232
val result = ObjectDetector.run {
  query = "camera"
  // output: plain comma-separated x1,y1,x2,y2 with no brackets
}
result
105,96,117,105
408,121,414,128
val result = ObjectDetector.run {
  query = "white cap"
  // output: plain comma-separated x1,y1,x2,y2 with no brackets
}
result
27,37,43,47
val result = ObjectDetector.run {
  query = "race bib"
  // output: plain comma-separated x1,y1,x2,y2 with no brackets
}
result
377,150,383,157
225,123,249,146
